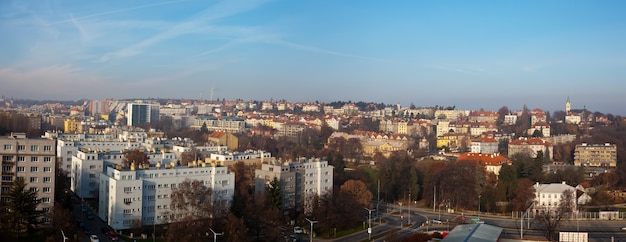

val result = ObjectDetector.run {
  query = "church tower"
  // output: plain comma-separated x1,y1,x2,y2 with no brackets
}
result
565,96,571,114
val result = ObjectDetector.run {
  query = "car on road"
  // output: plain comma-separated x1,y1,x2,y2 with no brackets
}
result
431,219,443,224
293,226,303,234
107,231,119,241
89,234,99,242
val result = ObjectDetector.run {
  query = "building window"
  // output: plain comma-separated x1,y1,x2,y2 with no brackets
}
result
3,144,12,150
31,157,38,162
30,187,37,193
43,177,51,183
43,146,51,151
17,156,24,162
31,167,39,172
2,166,11,172
1,176,12,182
30,177,38,183
17,145,25,151
30,145,39,151
124,198,131,204
43,187,51,193
1,156,11,162
123,209,131,214
43,167,51,173
124,187,132,193
43,157,52,162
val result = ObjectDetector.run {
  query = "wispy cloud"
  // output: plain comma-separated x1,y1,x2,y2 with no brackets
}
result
98,0,272,62
49,0,190,25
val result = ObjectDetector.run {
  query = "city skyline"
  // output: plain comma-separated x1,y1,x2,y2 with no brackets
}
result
2,0,626,114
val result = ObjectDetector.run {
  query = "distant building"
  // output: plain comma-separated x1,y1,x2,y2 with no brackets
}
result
99,161,234,230
127,103,160,126
573,143,617,168
508,137,553,160
254,158,333,212
534,182,577,213
527,122,551,138
470,137,499,154
0,133,56,224
207,131,239,151
457,153,511,177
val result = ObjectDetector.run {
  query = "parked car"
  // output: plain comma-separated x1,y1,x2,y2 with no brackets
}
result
431,219,443,224
89,234,99,242
107,231,119,241
293,226,303,234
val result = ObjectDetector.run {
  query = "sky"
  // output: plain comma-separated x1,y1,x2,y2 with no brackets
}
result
2,0,626,114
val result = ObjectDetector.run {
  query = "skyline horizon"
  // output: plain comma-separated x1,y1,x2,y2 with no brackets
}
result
2,0,626,115
2,95,615,116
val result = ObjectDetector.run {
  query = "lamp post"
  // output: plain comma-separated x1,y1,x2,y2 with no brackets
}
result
398,202,403,228
209,228,223,242
364,208,375,241
61,230,69,242
305,218,317,242
478,195,482,220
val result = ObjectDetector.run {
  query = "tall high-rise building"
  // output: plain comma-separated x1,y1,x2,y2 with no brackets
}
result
0,133,56,224
127,103,159,126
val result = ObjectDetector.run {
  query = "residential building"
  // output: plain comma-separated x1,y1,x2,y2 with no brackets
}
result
527,122,551,138
503,114,518,125
99,161,234,230
207,131,239,151
0,133,56,224
127,103,160,127
254,158,333,212
534,182,577,213
468,111,498,123
192,116,246,133
508,137,553,160
470,137,499,154
573,143,617,168
71,149,176,199
456,153,511,177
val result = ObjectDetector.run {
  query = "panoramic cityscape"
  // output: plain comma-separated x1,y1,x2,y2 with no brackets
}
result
2,0,626,242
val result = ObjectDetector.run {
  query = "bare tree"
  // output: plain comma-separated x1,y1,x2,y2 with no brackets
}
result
122,149,150,167
534,189,576,241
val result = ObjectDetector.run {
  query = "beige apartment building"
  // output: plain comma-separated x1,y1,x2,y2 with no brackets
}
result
1,133,56,223
574,143,617,167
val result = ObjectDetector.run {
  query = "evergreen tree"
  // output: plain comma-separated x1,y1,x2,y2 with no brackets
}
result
266,177,282,209
7,178,44,237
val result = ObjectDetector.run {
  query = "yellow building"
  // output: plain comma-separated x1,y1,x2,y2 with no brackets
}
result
64,118,82,133
574,143,617,167
437,133,470,150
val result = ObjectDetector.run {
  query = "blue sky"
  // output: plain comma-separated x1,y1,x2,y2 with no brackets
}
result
2,0,626,114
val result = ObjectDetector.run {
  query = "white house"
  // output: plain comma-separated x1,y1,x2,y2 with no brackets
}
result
534,182,577,213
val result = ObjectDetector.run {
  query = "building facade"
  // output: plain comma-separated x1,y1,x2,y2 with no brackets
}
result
254,158,334,212
99,162,234,230
127,103,160,127
573,143,617,168
0,133,56,224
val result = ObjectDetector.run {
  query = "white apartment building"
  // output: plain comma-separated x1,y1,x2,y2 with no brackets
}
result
57,138,141,174
0,133,56,224
503,114,518,125
71,149,176,199
254,158,334,212
99,162,234,230
534,182,577,213
470,137,499,154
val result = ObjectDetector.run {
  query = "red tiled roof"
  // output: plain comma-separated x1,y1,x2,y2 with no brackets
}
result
457,152,511,166
509,138,552,146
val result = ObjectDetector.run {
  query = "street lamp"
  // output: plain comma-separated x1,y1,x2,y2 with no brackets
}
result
305,218,317,242
364,208,375,241
478,195,482,219
61,230,69,242
209,228,223,242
